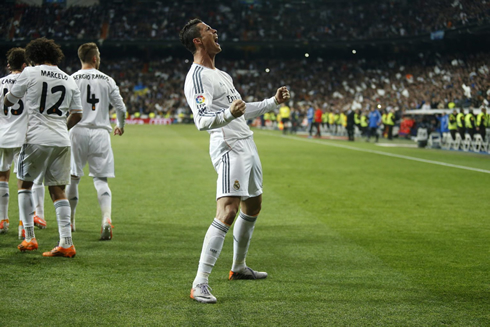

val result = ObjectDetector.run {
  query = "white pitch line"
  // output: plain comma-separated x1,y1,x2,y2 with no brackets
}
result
261,132,490,174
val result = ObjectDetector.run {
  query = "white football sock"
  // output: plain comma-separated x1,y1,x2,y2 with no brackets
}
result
66,176,80,222
54,199,72,248
93,177,111,224
231,211,257,272
18,190,35,241
31,183,45,218
193,218,229,287
0,181,9,221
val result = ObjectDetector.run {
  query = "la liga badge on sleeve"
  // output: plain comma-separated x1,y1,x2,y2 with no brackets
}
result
196,95,206,104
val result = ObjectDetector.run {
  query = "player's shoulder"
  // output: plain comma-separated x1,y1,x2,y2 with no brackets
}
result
187,63,217,77
0,72,17,83
215,67,232,81
18,65,37,77
71,69,85,77
92,69,116,85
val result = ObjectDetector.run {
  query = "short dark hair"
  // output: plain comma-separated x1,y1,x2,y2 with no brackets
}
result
6,47,26,71
78,42,98,63
25,37,64,65
179,18,202,54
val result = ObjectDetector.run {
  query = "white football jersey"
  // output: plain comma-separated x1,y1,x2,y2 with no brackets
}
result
184,63,277,161
0,72,28,148
9,65,82,146
71,68,126,132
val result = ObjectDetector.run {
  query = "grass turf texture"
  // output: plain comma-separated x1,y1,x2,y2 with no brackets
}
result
0,124,489,326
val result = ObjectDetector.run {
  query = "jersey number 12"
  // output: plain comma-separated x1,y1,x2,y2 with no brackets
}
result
40,82,65,116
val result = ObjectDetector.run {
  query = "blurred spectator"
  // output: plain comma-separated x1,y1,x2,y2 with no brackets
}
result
1,1,489,43
399,115,416,139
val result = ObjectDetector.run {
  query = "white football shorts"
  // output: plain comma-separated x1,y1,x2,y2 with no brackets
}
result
0,147,20,172
17,144,71,186
214,136,263,201
70,127,115,178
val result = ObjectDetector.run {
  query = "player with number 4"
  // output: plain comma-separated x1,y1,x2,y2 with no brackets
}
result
4,38,83,258
67,42,126,240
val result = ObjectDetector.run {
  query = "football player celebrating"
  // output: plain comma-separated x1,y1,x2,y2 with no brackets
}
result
180,19,290,303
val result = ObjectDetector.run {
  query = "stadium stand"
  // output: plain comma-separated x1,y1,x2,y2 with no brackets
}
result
26,50,484,120
0,0,488,152
1,1,489,42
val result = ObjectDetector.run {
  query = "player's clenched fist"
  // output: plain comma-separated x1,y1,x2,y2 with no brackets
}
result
113,127,124,136
274,86,290,104
230,99,246,118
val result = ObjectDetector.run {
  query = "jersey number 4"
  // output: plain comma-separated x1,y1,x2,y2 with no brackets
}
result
2,88,24,116
87,85,99,111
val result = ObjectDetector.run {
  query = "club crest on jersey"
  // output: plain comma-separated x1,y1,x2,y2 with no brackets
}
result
233,180,240,191
195,95,206,104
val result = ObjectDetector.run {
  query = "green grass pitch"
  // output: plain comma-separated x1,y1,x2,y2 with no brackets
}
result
1,125,489,326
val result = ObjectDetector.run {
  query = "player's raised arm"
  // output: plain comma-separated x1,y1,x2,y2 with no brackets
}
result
244,86,290,120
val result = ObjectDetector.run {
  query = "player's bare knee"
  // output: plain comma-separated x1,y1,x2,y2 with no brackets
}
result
0,170,9,182
17,179,33,190
48,185,66,202
216,205,239,225
241,196,262,216
245,206,261,217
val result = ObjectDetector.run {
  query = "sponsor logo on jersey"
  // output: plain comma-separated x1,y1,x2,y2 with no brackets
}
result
226,88,240,103
233,180,240,191
196,95,206,104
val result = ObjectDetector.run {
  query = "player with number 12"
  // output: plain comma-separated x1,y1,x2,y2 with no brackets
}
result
4,38,83,258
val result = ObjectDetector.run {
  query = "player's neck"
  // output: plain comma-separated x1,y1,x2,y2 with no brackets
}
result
193,52,216,69
81,63,96,70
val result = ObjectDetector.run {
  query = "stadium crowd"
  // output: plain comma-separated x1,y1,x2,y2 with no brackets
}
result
1,0,489,42
0,49,480,121
0,47,488,142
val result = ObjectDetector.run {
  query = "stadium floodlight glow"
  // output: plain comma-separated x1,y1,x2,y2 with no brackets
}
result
377,104,381,109
265,68,270,73
305,53,309,58
352,49,357,54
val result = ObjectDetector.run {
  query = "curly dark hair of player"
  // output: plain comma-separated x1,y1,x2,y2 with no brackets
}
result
6,47,26,71
78,42,98,63
179,18,202,54
25,37,64,66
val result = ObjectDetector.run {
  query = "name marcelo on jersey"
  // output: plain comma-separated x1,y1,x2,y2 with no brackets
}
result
41,70,68,80
73,73,109,81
